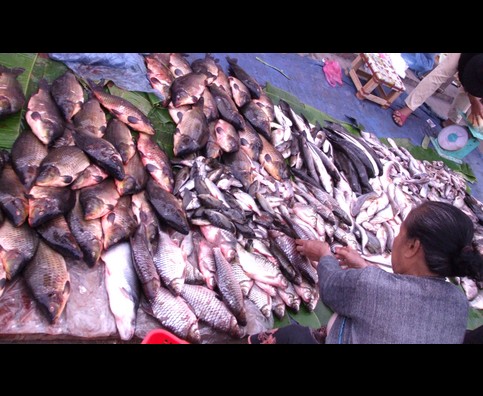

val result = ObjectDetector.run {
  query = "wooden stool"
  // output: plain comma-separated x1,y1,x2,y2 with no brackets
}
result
349,53,406,109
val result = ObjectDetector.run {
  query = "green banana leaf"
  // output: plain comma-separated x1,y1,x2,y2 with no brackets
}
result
273,304,322,329
467,307,483,330
0,53,67,149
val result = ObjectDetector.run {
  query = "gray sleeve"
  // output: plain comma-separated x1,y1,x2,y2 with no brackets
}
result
317,255,364,317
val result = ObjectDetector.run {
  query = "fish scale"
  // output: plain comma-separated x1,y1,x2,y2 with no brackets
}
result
247,283,272,318
23,241,71,324
149,286,201,344
180,284,241,338
101,196,138,250
153,228,187,296
0,165,29,226
212,247,247,326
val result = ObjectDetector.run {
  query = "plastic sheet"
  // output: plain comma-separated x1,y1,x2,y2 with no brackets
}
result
48,53,161,98
0,259,117,341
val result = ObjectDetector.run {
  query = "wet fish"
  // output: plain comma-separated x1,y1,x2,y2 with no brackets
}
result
25,79,64,145
153,227,187,295
79,178,120,220
228,76,251,108
199,224,238,262
168,101,191,124
131,191,160,245
200,88,219,122
0,65,25,119
88,81,155,135
0,165,28,226
10,130,48,190
72,130,125,180
278,282,301,312
213,118,240,153
181,284,242,338
35,145,90,187
238,121,263,160
197,237,216,289
173,97,209,157
115,152,148,196
101,196,137,250
104,119,136,164
70,164,109,190
37,215,83,260
209,84,246,130
0,218,39,280
206,120,222,159
259,134,289,181
272,292,286,319
23,241,71,324
190,54,218,85
213,247,247,326
67,193,103,267
145,54,174,107
223,144,258,190
211,63,231,93
170,72,207,107
236,243,288,288
28,185,76,228
148,286,201,343
226,56,261,98
130,223,161,301
51,71,84,120
169,53,193,77
247,283,272,318
0,264,5,298
73,98,107,137
102,241,140,341
137,133,174,192
241,100,271,140
253,92,275,122
146,179,189,235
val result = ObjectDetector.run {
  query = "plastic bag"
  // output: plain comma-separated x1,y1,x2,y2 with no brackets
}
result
323,60,343,87
48,53,161,98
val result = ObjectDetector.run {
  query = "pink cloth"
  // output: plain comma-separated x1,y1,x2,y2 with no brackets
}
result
323,60,343,87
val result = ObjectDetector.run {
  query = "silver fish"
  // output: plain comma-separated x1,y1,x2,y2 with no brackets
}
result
247,283,272,318
153,227,187,295
180,284,242,338
102,242,140,341
212,247,247,326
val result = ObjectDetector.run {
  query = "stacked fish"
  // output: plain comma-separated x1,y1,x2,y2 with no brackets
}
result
1,53,483,343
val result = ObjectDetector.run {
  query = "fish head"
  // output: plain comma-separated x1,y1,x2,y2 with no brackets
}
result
173,134,198,157
229,317,242,338
3,197,28,227
1,249,24,280
169,279,185,296
82,197,107,220
273,305,285,319
172,89,190,108
35,165,62,187
116,176,136,196
261,305,272,318
38,279,71,324
83,239,102,267
115,314,136,341
187,322,201,344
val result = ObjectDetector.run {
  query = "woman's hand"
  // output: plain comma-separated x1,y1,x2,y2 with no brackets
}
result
467,94,483,127
334,246,369,269
295,239,331,263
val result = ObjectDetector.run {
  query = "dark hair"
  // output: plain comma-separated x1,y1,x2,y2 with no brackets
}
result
404,201,483,280
459,53,483,98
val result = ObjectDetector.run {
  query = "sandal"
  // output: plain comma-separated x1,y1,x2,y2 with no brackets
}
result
392,109,409,127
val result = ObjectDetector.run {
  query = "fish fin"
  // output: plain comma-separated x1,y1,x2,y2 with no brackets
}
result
30,111,42,121
106,204,115,211
264,153,273,163
62,175,73,184
93,175,104,182
127,116,139,124
176,112,183,122
112,109,122,116
120,287,131,299
150,76,162,85
174,69,183,77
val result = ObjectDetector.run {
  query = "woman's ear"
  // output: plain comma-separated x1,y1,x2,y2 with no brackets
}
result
404,238,421,258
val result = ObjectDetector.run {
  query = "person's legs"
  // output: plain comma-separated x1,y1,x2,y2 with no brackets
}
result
393,53,461,127
446,87,471,125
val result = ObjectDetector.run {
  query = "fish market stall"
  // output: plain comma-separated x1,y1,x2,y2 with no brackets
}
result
0,53,483,343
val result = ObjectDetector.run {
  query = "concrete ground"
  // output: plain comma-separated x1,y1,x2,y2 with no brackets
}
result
190,53,482,203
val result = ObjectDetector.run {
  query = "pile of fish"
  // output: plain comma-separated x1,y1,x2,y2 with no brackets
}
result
1,53,483,343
